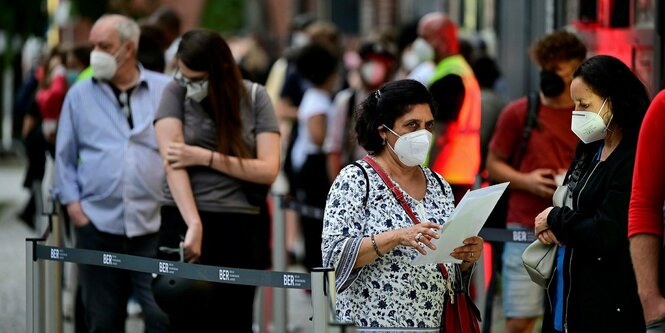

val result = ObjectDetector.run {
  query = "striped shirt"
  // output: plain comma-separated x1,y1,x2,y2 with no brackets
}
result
53,66,171,237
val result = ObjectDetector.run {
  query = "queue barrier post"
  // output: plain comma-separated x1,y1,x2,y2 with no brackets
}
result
26,238,45,333
44,203,63,333
311,268,356,333
271,189,288,332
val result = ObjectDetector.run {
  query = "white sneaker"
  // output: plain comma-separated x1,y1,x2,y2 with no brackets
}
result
127,299,142,317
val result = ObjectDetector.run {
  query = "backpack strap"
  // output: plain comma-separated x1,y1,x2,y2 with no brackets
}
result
514,91,540,167
251,82,258,104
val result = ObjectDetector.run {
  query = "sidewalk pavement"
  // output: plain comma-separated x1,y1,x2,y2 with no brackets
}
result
0,155,34,333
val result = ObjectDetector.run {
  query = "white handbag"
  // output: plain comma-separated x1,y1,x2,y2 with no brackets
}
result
522,238,557,288
522,185,569,288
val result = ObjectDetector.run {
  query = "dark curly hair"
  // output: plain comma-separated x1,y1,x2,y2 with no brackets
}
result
573,55,650,139
355,79,435,154
530,30,587,68
295,42,339,85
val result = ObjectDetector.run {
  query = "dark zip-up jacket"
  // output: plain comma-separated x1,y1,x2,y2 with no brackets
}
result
542,136,645,333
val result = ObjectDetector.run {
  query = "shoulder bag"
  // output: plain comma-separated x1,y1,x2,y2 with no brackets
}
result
241,83,271,208
522,184,569,288
363,156,481,333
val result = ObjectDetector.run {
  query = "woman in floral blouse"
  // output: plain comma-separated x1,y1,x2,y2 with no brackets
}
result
322,79,484,331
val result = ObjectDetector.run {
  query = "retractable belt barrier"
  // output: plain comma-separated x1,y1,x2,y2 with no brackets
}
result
33,244,311,289
27,196,353,333
278,196,537,243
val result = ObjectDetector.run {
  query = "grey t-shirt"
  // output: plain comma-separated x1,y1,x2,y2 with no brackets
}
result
155,79,280,214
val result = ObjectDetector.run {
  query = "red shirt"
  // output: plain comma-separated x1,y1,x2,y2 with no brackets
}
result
489,97,579,228
35,74,67,121
628,90,665,238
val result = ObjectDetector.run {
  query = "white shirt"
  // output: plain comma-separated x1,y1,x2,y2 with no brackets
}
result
290,87,332,172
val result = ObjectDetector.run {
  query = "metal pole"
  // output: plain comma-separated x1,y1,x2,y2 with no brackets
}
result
26,239,45,333
271,191,288,332
45,210,62,333
310,269,328,333
26,241,35,333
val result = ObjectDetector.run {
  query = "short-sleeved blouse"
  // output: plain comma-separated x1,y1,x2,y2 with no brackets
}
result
322,159,457,330
155,80,280,214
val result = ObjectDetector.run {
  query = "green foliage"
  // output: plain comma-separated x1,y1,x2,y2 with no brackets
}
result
70,0,108,21
199,0,246,34
0,0,48,37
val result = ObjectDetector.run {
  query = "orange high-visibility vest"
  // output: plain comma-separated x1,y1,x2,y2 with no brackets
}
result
427,55,481,185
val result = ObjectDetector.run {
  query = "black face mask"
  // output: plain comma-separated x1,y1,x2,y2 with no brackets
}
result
540,70,565,97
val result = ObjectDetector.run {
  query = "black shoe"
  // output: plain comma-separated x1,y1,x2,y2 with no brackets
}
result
18,197,36,230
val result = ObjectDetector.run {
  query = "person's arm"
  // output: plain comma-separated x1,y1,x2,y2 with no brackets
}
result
486,100,556,198
164,130,280,185
165,84,282,185
629,92,665,323
276,97,299,121
308,113,327,147
547,155,632,251
630,234,665,323
324,91,351,182
486,150,556,198
154,117,202,263
353,222,442,269
53,92,89,226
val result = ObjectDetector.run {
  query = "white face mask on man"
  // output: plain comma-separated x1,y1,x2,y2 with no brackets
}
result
90,43,128,80
383,125,433,166
571,98,612,144
90,50,119,80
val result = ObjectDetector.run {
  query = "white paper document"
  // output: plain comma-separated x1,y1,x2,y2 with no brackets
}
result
412,182,509,265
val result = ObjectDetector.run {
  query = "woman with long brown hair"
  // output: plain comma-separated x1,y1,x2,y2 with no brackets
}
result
154,29,280,332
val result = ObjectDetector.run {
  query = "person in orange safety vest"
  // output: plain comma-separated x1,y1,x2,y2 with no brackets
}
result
418,12,482,203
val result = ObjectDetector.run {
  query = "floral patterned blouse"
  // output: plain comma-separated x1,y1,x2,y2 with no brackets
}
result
322,159,463,331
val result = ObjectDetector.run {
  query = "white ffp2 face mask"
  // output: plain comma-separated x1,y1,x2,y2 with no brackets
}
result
571,99,612,144
384,125,433,166
185,81,209,102
174,70,209,103
90,50,118,80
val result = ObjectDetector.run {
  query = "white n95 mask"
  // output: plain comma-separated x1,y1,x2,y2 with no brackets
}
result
571,99,612,144
90,50,118,80
174,70,209,103
383,125,432,166
185,81,209,102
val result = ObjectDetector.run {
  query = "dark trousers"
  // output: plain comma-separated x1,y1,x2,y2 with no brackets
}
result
293,153,329,271
75,223,168,333
157,206,269,333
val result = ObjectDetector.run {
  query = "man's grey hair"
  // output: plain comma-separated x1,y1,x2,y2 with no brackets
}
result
100,14,141,46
